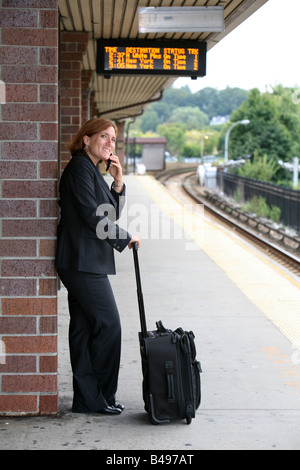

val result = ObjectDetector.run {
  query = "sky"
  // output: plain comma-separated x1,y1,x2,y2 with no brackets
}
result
173,0,300,93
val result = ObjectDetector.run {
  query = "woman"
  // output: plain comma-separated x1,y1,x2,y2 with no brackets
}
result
56,118,141,415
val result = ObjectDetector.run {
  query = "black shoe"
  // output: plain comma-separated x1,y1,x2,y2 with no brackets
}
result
98,405,121,415
113,402,125,411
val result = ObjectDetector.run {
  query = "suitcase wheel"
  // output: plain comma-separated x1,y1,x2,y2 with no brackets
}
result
186,404,193,424
148,415,159,425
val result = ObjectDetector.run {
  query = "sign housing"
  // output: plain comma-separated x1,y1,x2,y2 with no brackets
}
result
97,40,207,78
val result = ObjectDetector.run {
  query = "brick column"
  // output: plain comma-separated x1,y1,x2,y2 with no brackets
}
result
60,32,89,170
0,2,59,415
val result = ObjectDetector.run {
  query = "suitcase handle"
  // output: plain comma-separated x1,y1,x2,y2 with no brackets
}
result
133,243,148,338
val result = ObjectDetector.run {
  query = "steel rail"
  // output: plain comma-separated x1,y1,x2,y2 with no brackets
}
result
157,168,300,276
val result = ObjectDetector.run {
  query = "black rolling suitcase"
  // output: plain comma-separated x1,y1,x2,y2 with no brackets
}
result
133,243,202,425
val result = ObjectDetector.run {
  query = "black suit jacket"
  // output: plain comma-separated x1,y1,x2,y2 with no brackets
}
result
55,153,131,275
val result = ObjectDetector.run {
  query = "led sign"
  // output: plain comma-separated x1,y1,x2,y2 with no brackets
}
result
97,40,207,78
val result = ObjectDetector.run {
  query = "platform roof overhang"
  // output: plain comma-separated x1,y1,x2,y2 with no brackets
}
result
58,0,268,121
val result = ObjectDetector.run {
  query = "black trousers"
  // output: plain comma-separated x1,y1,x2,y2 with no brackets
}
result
58,269,121,413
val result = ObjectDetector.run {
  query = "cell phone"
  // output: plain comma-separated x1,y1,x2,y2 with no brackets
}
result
106,155,112,171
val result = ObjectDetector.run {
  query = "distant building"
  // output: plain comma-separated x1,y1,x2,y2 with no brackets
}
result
210,115,230,125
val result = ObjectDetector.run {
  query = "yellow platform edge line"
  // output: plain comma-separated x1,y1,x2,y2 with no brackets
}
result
136,175,300,347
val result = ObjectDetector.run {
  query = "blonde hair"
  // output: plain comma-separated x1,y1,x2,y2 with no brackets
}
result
68,118,117,155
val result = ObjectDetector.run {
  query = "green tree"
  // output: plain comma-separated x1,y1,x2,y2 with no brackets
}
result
183,129,220,159
167,106,209,129
151,101,172,122
182,141,200,159
157,123,186,157
237,150,279,182
191,87,218,119
192,86,248,119
218,87,249,117
272,85,300,157
131,85,248,140
229,88,292,161
162,86,192,112
131,85,300,173
140,109,161,133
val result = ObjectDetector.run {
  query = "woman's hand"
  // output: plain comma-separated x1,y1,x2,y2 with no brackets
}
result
128,235,141,250
108,154,123,189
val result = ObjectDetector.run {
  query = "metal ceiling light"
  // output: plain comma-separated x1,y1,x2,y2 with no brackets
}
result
139,7,225,33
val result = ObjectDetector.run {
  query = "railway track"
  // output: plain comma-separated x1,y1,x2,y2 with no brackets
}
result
157,168,300,278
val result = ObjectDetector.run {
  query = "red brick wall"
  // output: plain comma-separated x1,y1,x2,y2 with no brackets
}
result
0,0,59,415
60,32,89,170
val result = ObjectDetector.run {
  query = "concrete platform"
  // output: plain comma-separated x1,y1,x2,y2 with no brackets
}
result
0,175,299,451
